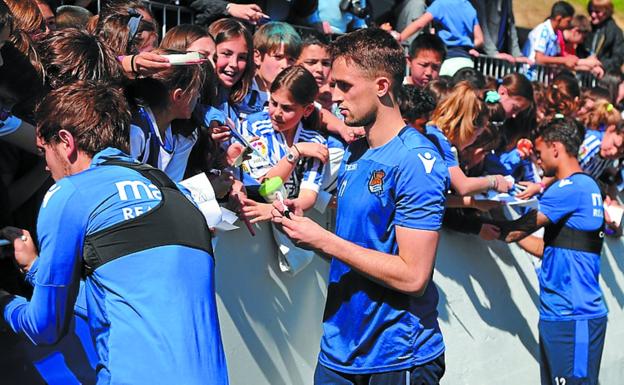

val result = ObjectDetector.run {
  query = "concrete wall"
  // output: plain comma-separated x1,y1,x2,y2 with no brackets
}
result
214,212,624,385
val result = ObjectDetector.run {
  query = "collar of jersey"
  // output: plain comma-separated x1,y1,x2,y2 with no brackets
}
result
90,147,138,168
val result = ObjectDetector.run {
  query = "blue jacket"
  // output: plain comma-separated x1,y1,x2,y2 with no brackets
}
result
1,148,228,385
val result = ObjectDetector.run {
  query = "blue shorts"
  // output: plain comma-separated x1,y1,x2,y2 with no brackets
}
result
314,354,445,385
539,316,607,385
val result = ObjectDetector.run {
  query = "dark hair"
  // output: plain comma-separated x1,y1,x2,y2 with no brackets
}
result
55,5,92,29
208,18,254,104
536,115,585,156
0,42,45,120
4,0,45,38
551,1,575,18
160,24,211,52
128,48,204,112
330,28,405,98
96,10,156,56
399,84,436,123
300,29,329,50
39,28,122,89
500,72,534,102
425,77,452,104
583,86,611,102
270,65,320,131
482,93,507,128
0,0,14,35
160,24,217,106
452,67,486,89
543,73,580,119
408,33,446,61
597,71,621,103
36,80,131,155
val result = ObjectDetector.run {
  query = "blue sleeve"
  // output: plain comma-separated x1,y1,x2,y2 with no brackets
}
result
203,105,226,126
394,149,448,230
305,9,321,24
1,181,86,345
498,149,522,175
539,181,580,224
427,0,442,21
0,115,22,137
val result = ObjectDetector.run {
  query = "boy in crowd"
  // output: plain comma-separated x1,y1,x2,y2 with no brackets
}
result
523,1,578,78
406,33,446,88
503,117,607,385
237,21,301,117
399,83,437,133
561,15,605,78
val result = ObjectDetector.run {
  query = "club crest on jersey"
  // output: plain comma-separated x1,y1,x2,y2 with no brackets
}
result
368,170,386,194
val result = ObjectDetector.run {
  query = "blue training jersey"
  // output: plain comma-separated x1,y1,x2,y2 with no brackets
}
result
538,173,608,321
2,148,228,385
424,124,458,168
319,127,449,374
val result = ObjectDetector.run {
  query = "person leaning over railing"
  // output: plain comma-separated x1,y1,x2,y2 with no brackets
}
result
522,1,578,80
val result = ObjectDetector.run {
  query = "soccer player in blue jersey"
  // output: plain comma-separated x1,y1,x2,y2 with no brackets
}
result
272,28,450,384
503,117,607,385
0,81,228,385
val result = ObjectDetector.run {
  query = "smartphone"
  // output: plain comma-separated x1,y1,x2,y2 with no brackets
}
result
229,127,267,161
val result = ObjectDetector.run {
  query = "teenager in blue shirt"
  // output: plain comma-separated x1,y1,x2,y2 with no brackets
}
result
502,117,607,385
399,0,484,76
0,81,228,385
272,28,449,384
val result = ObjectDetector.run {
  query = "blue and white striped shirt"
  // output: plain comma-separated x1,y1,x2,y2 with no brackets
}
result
240,111,326,198
578,129,613,180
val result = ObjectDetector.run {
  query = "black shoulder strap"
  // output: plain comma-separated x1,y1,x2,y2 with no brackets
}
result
82,160,213,277
542,184,605,255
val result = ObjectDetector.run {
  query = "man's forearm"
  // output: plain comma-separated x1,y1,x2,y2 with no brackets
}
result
317,231,437,297
516,235,544,257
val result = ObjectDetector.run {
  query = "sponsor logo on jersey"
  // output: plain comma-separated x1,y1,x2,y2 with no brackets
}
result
417,152,436,174
368,170,386,194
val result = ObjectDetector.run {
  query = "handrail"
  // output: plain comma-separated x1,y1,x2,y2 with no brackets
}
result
473,55,598,88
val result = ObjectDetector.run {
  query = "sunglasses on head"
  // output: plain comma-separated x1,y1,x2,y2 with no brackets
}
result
126,8,143,54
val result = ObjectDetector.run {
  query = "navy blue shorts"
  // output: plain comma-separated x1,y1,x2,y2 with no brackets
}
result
539,316,607,385
314,354,445,385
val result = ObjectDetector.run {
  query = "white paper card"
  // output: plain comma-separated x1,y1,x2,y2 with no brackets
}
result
180,173,223,227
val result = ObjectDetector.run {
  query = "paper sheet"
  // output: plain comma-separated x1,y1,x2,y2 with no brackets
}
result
180,173,223,227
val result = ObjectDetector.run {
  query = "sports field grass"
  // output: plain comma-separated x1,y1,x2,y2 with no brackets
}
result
514,0,624,29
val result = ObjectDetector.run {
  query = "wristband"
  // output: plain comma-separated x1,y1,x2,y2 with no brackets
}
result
539,182,546,194
486,175,496,190
130,54,139,76
292,144,301,157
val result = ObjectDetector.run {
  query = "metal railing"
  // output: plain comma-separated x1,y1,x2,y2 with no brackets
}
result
143,1,194,35
473,55,598,88
61,0,195,34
